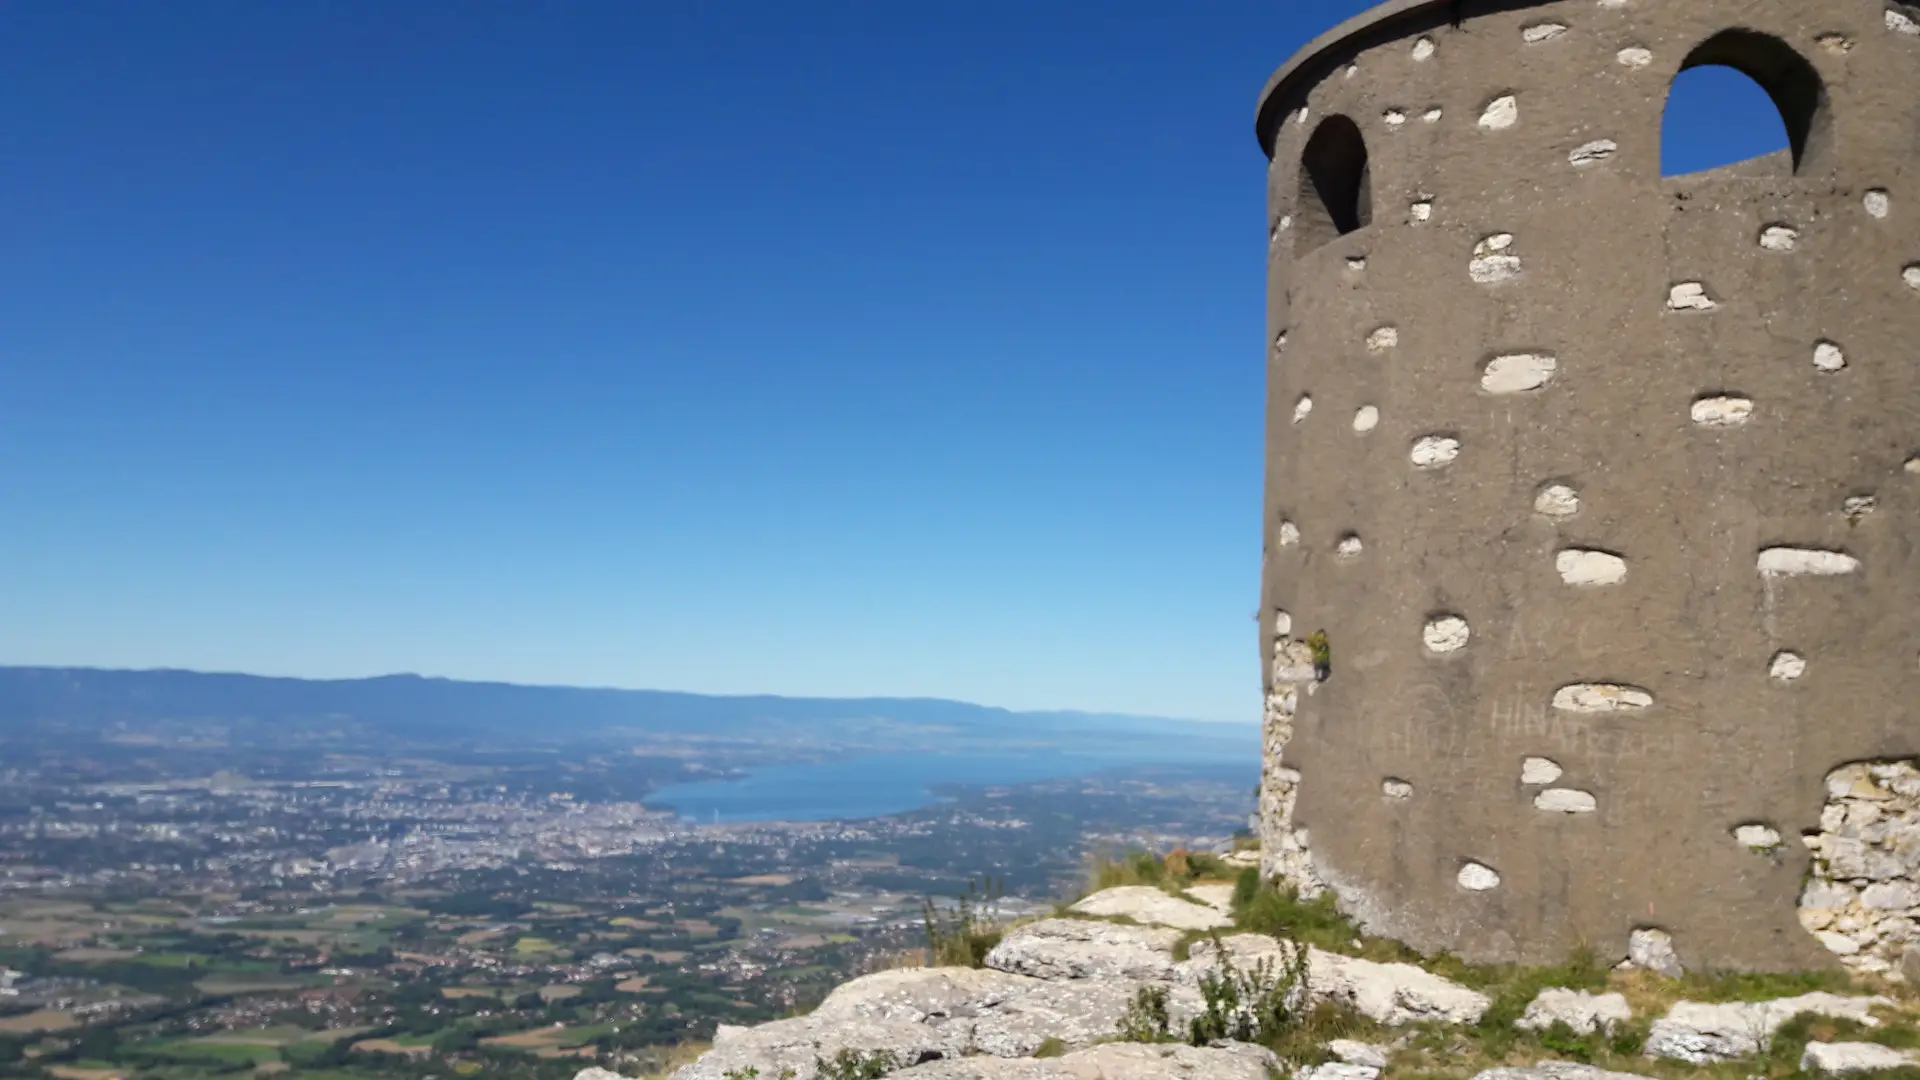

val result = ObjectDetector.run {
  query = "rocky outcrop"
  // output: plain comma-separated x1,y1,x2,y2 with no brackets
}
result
888,1041,1282,1080
1517,989,1633,1035
1644,993,1893,1063
1471,1066,1654,1080
984,919,1182,982
1185,932,1489,1025
1066,887,1231,932
1801,1041,1920,1075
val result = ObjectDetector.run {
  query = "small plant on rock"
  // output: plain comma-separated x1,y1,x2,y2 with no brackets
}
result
1117,984,1174,1043
814,1049,899,1080
921,877,1003,968
1188,944,1311,1046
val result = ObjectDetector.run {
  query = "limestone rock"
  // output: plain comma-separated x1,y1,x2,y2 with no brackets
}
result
1801,1042,1920,1075
1517,988,1633,1034
984,918,1182,982
1645,993,1892,1063
1627,928,1683,978
889,1041,1283,1080
1299,1064,1380,1080
1184,884,1236,916
1327,1040,1389,1068
1473,1066,1656,1080
577,1069,634,1080
1183,935,1488,1026
1069,887,1232,931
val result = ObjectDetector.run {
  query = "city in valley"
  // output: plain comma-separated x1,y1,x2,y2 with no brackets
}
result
0,670,1255,1080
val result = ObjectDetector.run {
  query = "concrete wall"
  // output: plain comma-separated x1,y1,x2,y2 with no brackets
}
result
1255,0,1920,972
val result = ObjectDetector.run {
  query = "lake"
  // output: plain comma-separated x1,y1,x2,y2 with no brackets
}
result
644,749,1233,824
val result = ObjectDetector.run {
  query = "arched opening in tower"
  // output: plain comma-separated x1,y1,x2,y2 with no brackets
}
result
1661,30,1827,178
1296,115,1371,251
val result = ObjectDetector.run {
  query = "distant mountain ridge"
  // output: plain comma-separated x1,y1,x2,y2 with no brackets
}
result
0,666,1255,757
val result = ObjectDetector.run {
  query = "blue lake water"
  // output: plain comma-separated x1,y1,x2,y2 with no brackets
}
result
646,750,1225,824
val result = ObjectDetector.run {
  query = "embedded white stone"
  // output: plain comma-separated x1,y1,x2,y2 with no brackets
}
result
1336,534,1363,558
1279,520,1300,547
1757,548,1860,577
1734,824,1782,850
1410,436,1460,468
1411,36,1436,60
1906,264,1920,289
1534,788,1598,814
1470,234,1521,283
1760,224,1799,251
1410,199,1434,223
1422,107,1443,123
1523,22,1568,42
1478,95,1518,130
1273,610,1292,637
1770,651,1807,682
1668,282,1716,310
1274,330,1288,353
1629,928,1683,978
1383,109,1406,129
1423,615,1471,654
1346,256,1366,272
1353,406,1379,434
1811,342,1848,374
1906,456,1919,475
1818,34,1856,54
1690,396,1752,427
1481,353,1557,393
1889,8,1920,35
1598,0,1629,9
1297,107,1310,126
1866,190,1891,218
1521,757,1563,785
1552,684,1653,712
1556,549,1627,586
1569,140,1618,167
1617,46,1653,67
1344,63,1359,79
1844,495,1877,522
1457,862,1501,891
1382,779,1413,800
1293,395,1313,424
1534,484,1580,519
1366,326,1399,352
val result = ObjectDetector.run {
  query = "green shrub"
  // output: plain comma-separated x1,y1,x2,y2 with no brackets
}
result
1232,876,1363,952
1116,984,1173,1043
921,878,1003,968
815,1049,898,1080
1187,944,1311,1046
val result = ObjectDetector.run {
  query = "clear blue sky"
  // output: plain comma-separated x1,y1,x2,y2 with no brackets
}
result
0,2,1787,722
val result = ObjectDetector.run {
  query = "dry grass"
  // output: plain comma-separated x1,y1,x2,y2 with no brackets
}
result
0,1009,78,1033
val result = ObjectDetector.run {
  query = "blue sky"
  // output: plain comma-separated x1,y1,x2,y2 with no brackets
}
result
0,3,1787,722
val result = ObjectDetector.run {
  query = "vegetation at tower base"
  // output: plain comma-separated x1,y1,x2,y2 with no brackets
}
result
1257,0,1920,972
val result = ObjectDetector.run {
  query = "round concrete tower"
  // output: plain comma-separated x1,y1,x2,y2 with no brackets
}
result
1256,0,1920,973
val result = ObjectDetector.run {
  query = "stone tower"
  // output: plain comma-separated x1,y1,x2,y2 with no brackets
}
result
1256,0,1920,974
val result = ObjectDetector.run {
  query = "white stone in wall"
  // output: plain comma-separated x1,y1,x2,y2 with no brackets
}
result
1383,109,1406,129
1382,779,1413,800
1569,140,1618,167
1344,63,1359,79
1336,534,1363,558
1366,326,1399,351
1770,651,1807,681
1457,862,1500,891
1804,761,1920,977
1481,353,1556,393
1521,757,1562,785
1534,788,1597,813
1818,34,1856,54
1906,455,1920,474
1410,436,1459,468
1757,547,1860,576
1552,684,1653,712
1690,396,1752,427
1478,95,1518,131
1279,520,1300,547
1760,224,1799,251
1815,341,1847,372
1667,281,1716,310
1534,483,1580,519
1410,199,1433,223
1422,107,1442,123
1411,36,1435,60
1293,395,1313,424
1423,615,1470,654
1628,928,1684,978
1297,106,1310,126
1352,405,1379,433
1522,22,1568,42
1733,824,1782,850
1616,46,1653,67
1347,256,1366,272
1470,234,1521,283
1274,330,1288,352
1866,190,1891,218
1273,610,1292,637
1598,0,1629,9
1556,549,1627,586
1889,8,1920,35
1844,495,1877,522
